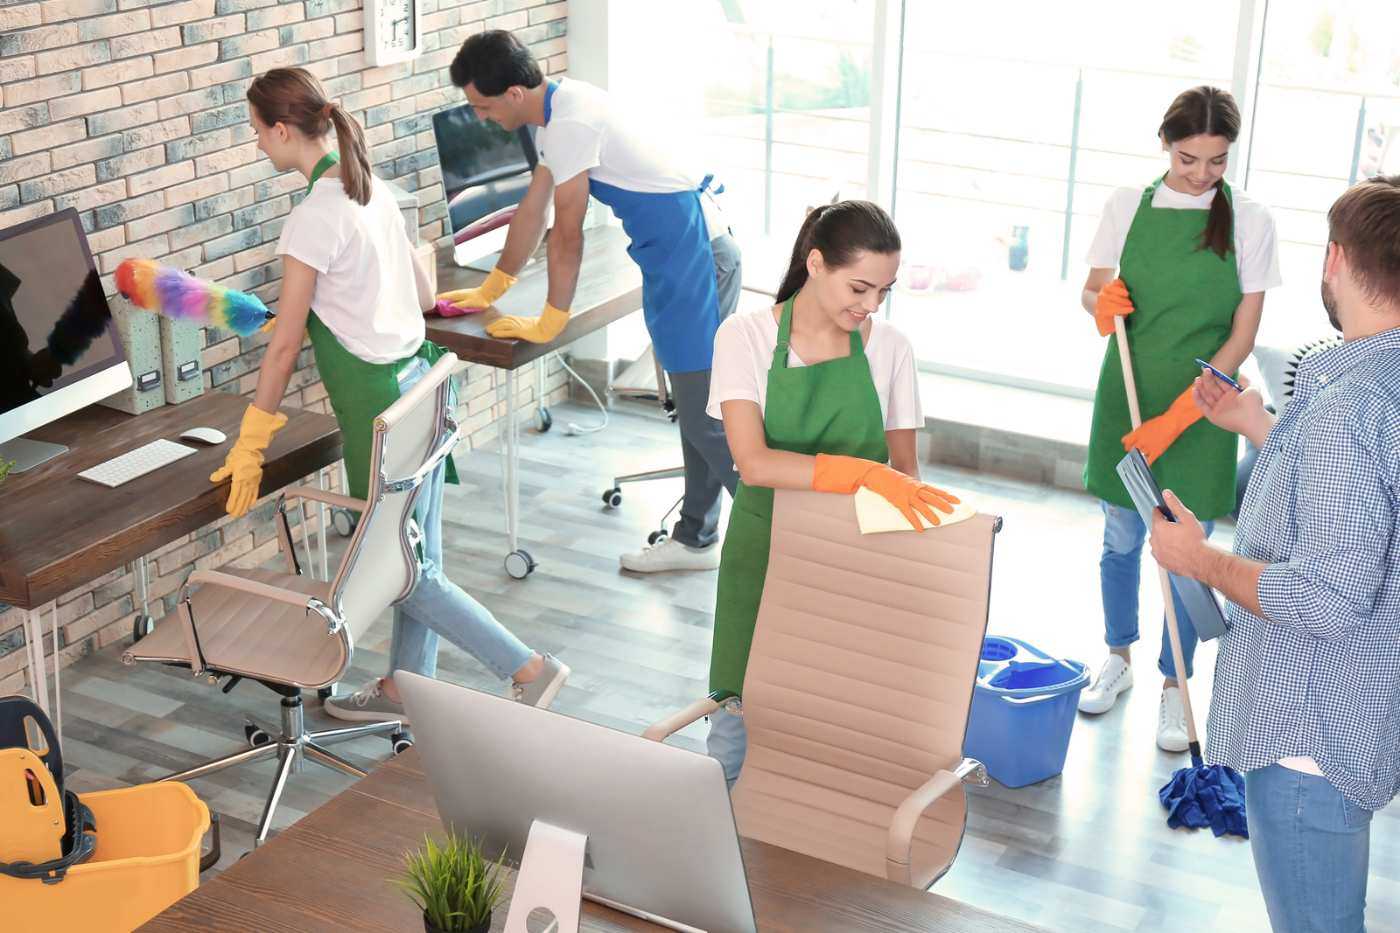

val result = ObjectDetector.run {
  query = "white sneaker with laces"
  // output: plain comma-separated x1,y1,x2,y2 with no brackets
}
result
1077,655,1133,714
619,537,721,573
1156,686,1190,752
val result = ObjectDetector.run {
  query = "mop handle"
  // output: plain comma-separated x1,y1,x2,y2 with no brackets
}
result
1113,316,1202,748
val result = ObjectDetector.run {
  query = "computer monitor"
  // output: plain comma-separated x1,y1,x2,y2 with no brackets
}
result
431,103,538,267
0,209,131,472
396,671,758,933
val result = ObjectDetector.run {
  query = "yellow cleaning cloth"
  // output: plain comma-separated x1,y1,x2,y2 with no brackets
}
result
854,486,976,534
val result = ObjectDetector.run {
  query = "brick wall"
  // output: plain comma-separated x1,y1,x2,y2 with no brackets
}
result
0,0,571,696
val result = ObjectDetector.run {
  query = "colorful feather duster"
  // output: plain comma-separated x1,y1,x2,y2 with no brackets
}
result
115,258,274,336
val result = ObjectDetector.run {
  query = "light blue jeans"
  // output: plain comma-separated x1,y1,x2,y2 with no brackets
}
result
1245,764,1372,932
1100,500,1214,680
386,359,534,682
707,707,747,788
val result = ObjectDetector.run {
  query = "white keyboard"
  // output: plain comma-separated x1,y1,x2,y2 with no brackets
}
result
78,439,199,488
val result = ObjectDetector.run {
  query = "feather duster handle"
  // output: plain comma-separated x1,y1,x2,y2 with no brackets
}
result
115,259,275,337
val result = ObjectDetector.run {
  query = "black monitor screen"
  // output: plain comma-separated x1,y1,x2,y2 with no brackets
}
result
432,104,537,235
0,210,121,416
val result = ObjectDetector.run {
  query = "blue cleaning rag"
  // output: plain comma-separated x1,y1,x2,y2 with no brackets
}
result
1159,753,1248,838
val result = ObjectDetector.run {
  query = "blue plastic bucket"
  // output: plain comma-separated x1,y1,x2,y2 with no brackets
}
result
963,636,1088,788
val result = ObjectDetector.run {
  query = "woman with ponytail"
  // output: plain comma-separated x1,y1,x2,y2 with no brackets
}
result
1076,86,1280,751
217,68,568,730
703,200,959,783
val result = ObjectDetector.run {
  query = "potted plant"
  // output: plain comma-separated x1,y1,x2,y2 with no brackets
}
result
0,458,12,488
397,831,507,933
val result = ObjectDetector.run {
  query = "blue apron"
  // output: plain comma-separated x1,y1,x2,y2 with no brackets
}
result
544,81,722,374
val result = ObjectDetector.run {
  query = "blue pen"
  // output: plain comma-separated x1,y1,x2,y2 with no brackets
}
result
1193,358,1244,393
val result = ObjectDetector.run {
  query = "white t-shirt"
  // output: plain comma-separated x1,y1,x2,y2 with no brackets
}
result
535,78,727,240
276,174,424,364
706,307,923,431
1085,184,1281,294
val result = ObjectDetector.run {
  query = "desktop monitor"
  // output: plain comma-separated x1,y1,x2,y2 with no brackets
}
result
431,103,538,266
0,209,131,472
397,671,758,933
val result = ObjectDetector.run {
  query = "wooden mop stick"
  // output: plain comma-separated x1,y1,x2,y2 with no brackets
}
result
1114,316,1201,749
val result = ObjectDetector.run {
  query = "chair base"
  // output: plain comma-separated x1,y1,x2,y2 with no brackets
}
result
156,693,403,845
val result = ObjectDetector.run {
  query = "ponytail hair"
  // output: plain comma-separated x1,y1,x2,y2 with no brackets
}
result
1159,85,1241,260
247,67,373,207
775,200,901,303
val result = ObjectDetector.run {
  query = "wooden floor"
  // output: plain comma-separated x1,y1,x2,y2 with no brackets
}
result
54,399,1398,932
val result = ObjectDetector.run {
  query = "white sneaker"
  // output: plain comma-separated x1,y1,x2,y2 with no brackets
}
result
1156,686,1190,752
1077,655,1133,714
619,537,721,573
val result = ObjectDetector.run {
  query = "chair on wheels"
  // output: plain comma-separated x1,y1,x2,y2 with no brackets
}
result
122,352,462,844
646,488,1001,888
603,348,686,544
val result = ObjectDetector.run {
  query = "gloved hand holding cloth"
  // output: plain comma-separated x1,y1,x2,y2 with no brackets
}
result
812,454,959,531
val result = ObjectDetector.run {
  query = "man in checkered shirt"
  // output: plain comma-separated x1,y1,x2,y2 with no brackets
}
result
1150,176,1400,933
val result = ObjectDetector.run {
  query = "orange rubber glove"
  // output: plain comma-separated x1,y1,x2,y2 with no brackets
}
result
210,404,288,517
1094,278,1134,337
812,454,960,532
1122,386,1203,465
438,266,518,311
486,302,570,343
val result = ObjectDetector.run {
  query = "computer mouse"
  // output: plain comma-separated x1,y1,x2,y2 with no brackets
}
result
179,426,227,446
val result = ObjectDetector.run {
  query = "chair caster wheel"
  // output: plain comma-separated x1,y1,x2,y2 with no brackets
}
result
131,615,154,644
602,487,622,509
536,407,553,432
331,507,357,538
244,724,272,748
390,731,414,755
504,549,536,580
647,529,669,546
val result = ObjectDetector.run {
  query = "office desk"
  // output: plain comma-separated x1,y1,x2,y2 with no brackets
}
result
0,392,341,739
426,225,642,578
143,747,1043,933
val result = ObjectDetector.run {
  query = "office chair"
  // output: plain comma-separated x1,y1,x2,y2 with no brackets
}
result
647,488,1000,888
122,353,462,844
601,349,686,545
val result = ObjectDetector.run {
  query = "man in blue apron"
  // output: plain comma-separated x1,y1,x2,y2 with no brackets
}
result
441,29,742,574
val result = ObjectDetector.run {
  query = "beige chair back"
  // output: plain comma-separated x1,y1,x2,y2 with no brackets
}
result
329,352,460,644
731,488,999,887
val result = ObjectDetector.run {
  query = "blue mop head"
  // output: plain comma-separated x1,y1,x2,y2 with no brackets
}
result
1159,748,1248,838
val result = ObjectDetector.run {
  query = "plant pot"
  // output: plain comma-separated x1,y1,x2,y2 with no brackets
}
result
423,912,490,933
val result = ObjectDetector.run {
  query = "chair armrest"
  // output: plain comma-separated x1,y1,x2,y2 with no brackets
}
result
884,757,988,885
279,485,367,513
187,570,329,613
642,697,721,743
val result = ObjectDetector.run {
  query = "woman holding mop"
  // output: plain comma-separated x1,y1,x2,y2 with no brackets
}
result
704,200,959,784
1077,86,1279,751
210,68,568,723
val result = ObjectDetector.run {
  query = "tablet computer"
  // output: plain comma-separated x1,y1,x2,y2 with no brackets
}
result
1115,449,1230,641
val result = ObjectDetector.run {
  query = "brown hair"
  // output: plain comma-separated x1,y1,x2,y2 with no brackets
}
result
1159,86,1241,260
776,200,901,303
1328,175,1400,307
246,68,372,206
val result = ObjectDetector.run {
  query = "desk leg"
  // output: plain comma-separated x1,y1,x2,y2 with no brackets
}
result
500,368,536,580
316,468,330,581
22,601,59,742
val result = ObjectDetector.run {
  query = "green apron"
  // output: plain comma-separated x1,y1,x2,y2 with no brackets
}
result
299,152,456,501
708,297,889,698
1083,176,1242,520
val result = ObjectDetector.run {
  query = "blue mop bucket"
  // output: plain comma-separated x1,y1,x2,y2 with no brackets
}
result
963,636,1089,788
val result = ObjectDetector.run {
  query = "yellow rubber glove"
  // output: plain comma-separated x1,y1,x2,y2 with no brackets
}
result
1094,278,1134,337
812,454,959,532
209,404,288,517
1122,386,1204,465
437,267,518,312
485,302,570,343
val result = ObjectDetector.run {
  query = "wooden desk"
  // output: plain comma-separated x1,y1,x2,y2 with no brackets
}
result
143,748,1044,933
424,225,643,579
0,392,340,735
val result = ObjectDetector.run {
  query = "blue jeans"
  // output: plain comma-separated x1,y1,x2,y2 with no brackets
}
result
386,359,534,683
706,706,746,789
1245,764,1372,932
1099,501,1214,680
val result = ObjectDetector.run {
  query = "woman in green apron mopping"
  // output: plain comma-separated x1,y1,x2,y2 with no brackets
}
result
211,69,569,726
704,201,959,784
1076,87,1279,751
